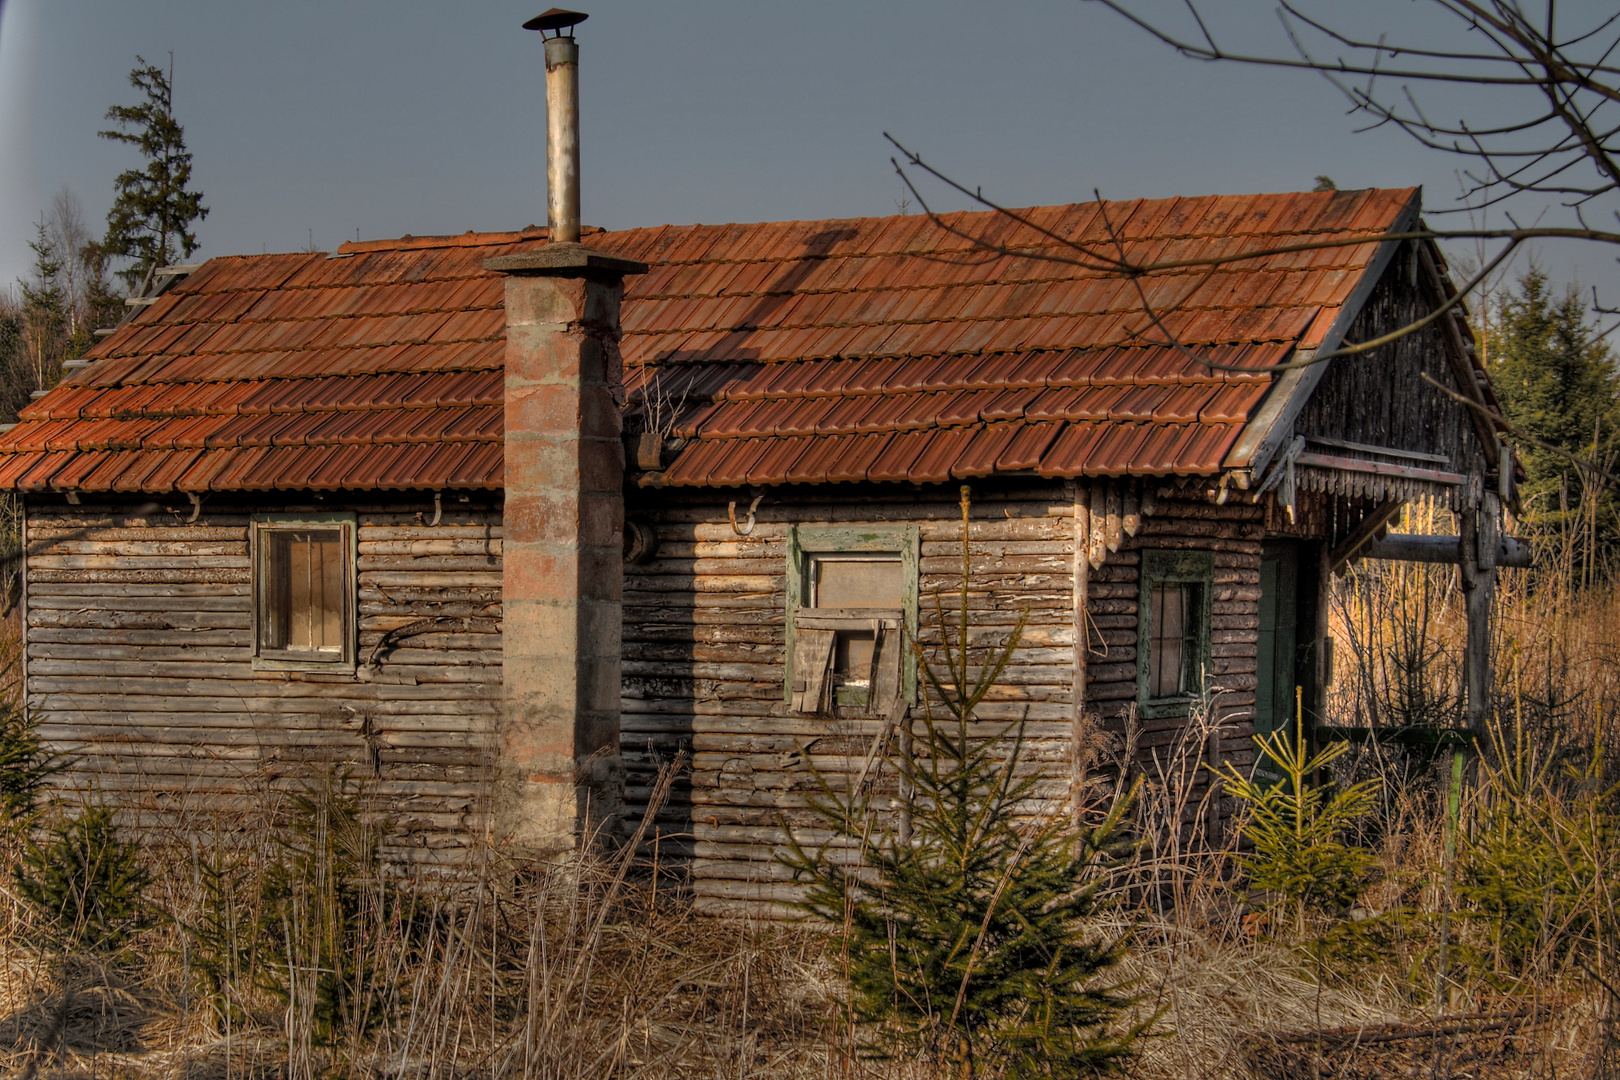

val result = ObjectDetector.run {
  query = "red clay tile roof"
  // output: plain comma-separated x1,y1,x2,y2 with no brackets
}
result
0,188,1418,493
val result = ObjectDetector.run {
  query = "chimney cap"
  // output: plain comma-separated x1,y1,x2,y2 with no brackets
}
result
523,8,588,35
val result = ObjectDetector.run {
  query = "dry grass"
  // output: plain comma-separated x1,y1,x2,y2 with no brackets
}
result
0,813,852,1080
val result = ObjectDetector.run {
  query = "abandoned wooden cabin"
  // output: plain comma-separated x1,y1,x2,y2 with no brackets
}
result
0,184,1518,914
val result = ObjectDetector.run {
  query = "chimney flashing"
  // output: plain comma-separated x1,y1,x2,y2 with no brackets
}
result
484,243,647,279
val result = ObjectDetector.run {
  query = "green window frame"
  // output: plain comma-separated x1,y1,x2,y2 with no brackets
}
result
785,524,919,714
1136,548,1213,718
251,512,358,674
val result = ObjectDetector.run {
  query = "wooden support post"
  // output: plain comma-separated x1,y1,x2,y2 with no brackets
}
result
1070,482,1090,820
1326,498,1404,574
1460,490,1498,742
1315,540,1332,736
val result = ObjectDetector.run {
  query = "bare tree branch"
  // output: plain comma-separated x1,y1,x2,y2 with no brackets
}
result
880,3,1620,382
890,135,1533,373
1091,1,1620,212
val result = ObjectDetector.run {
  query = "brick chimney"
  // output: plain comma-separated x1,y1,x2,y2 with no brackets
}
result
485,9,646,855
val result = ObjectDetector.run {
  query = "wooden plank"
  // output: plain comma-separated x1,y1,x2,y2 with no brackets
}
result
27,554,250,570
26,527,245,541
27,587,247,604
357,555,502,573
27,674,502,697
29,569,251,585
28,610,250,630
359,571,503,588
33,540,246,556
33,695,498,716
36,721,496,745
29,629,251,648
360,526,503,541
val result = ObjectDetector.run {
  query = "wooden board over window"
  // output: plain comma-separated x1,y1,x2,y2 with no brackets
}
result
252,514,357,672
785,525,919,716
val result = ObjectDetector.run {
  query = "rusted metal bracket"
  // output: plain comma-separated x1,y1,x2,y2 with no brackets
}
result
728,494,764,536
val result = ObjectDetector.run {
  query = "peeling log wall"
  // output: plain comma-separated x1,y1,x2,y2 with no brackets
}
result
22,493,502,866
623,483,1082,918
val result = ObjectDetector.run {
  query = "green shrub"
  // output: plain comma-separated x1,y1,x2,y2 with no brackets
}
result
14,804,150,952
186,841,263,1029
1456,727,1619,987
781,487,1147,1079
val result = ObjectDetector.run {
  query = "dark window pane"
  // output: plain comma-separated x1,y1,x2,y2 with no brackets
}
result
265,528,344,655
1150,584,1187,697
1180,582,1203,693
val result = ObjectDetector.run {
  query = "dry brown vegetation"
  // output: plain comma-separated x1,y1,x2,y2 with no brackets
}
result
0,523,1613,1079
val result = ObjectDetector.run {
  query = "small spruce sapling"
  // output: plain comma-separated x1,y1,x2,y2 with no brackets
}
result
780,486,1147,1079
0,700,61,826
187,840,263,1030
1215,707,1378,938
259,772,417,1047
14,804,150,953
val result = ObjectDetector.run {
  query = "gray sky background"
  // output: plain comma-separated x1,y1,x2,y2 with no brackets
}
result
2,0,1617,313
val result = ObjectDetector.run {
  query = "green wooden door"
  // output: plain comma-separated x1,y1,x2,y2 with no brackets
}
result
1256,541,1300,739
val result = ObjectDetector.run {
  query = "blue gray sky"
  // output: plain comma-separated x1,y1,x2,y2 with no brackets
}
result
2,0,1617,307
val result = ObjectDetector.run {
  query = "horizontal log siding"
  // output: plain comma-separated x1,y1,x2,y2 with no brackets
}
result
23,493,501,865
23,482,1271,896
1085,490,1262,830
624,485,1080,917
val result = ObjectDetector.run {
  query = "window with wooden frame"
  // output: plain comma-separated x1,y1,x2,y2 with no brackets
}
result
1136,549,1213,717
785,525,919,718
252,514,357,672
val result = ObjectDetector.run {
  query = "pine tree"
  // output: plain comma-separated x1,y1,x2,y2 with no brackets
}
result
0,298,23,427
99,55,208,291
19,222,69,398
780,488,1147,1079
15,805,150,952
1484,269,1620,576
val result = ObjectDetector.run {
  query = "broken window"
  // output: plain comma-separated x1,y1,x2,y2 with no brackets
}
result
253,516,356,671
786,527,918,718
1136,549,1213,716
1148,582,1201,697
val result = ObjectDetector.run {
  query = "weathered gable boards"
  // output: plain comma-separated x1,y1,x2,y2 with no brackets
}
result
1294,248,1487,484
23,492,502,866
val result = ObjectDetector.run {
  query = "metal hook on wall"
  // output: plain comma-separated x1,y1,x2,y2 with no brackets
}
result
429,491,442,528
185,492,203,524
728,494,764,537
